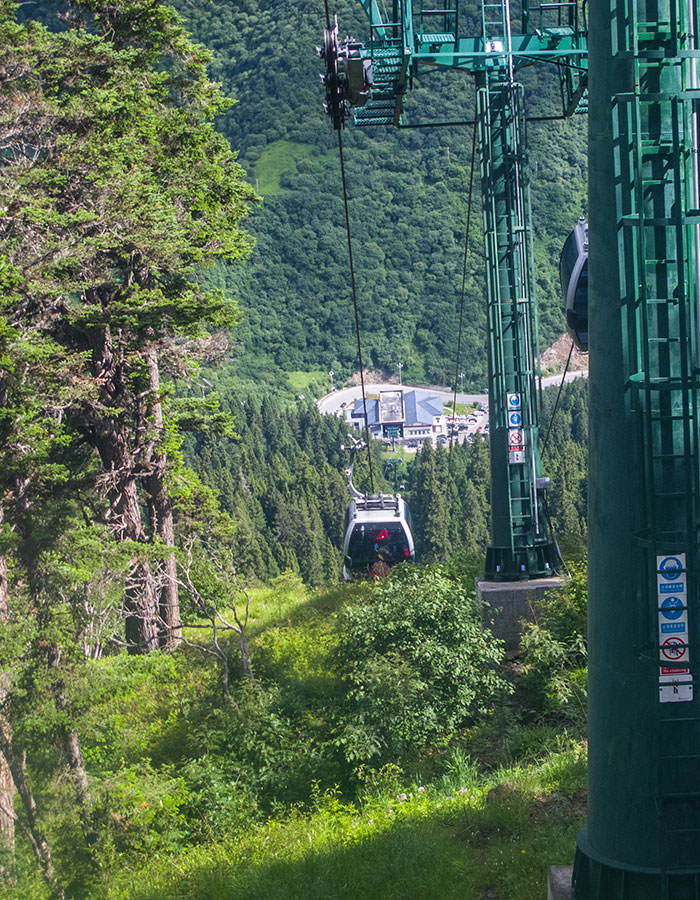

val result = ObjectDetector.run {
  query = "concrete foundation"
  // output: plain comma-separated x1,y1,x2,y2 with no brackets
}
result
476,576,565,648
547,865,573,900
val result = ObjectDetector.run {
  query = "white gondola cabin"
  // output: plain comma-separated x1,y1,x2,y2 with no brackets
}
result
342,492,415,579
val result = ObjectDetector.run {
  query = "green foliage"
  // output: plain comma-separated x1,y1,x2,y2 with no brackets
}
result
182,395,350,585
519,559,588,722
168,0,587,386
97,743,586,900
540,377,589,543
0,560,591,899
335,565,511,767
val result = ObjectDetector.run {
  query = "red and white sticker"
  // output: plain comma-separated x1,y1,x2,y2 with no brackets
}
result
660,636,689,663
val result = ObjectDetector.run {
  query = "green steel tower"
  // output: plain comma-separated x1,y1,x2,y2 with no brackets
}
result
573,0,700,894
321,0,587,579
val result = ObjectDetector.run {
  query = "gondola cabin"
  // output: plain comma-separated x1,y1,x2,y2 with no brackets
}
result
559,217,589,351
342,493,415,579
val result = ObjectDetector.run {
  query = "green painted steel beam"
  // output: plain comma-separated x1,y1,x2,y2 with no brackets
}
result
477,76,557,578
412,33,587,68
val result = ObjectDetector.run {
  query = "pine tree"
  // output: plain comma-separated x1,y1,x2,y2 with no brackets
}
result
1,0,257,650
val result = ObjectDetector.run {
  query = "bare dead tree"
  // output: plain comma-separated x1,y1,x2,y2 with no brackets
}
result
0,503,14,871
142,347,180,652
0,727,62,899
176,543,255,700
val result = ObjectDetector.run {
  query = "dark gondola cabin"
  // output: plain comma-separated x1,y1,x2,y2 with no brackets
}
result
559,217,589,351
342,494,415,579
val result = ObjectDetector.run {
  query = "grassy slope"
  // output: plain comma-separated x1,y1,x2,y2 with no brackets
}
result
108,753,586,900
4,573,585,900
100,576,585,900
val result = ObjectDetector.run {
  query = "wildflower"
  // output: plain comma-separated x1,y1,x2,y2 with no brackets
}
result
417,786,425,793
397,792,407,801
388,808,393,815
368,819,374,825
460,787,468,794
446,795,453,801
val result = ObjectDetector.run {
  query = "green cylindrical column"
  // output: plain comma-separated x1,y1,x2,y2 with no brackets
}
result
573,0,700,893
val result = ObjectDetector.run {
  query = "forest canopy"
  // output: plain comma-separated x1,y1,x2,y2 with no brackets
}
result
171,0,588,386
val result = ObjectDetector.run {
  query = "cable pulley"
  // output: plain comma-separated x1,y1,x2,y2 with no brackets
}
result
317,18,373,130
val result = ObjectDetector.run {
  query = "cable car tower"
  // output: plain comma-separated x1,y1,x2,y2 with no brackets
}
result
320,0,587,579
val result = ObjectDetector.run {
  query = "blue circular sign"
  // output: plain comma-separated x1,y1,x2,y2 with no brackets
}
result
659,556,684,580
509,412,522,426
509,395,520,406
661,597,685,620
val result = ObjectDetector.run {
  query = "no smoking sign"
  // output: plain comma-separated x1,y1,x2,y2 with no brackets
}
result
661,636,689,663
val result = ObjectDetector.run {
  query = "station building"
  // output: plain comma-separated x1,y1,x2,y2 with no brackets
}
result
346,388,447,447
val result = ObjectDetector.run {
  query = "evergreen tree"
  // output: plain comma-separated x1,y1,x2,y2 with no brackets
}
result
1,0,257,650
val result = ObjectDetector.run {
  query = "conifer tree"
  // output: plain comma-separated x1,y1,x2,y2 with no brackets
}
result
1,0,257,650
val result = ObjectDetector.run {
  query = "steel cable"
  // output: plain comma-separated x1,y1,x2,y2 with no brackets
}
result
450,113,478,452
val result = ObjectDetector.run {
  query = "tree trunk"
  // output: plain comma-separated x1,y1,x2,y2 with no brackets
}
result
91,418,159,653
105,463,159,653
143,349,180,651
47,646,96,847
0,730,62,898
80,324,160,653
0,503,14,867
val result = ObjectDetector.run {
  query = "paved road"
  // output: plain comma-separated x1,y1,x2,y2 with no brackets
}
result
317,369,587,417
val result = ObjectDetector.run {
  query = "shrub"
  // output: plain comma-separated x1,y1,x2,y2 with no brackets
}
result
519,559,587,723
334,566,511,767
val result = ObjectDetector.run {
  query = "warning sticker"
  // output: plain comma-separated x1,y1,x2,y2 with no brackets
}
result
656,553,692,702
659,556,685,580
659,674,694,703
659,596,686,619
507,393,521,410
661,621,687,634
509,450,525,464
661,636,688,662
659,582,686,594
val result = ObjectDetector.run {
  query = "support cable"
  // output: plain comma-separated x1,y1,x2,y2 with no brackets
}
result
539,341,576,578
450,114,478,451
541,340,574,454
324,0,374,490
337,127,375,491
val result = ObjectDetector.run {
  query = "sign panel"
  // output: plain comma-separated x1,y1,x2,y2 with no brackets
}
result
657,553,693,703
508,411,523,427
508,430,524,448
659,674,694,703
509,450,525,464
379,390,404,424
507,392,521,410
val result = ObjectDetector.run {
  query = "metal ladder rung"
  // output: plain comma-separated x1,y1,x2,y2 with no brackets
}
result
661,756,700,764
661,716,700,724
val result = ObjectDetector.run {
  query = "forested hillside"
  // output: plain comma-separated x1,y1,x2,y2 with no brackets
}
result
171,0,588,385
0,1,591,896
186,377,589,583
